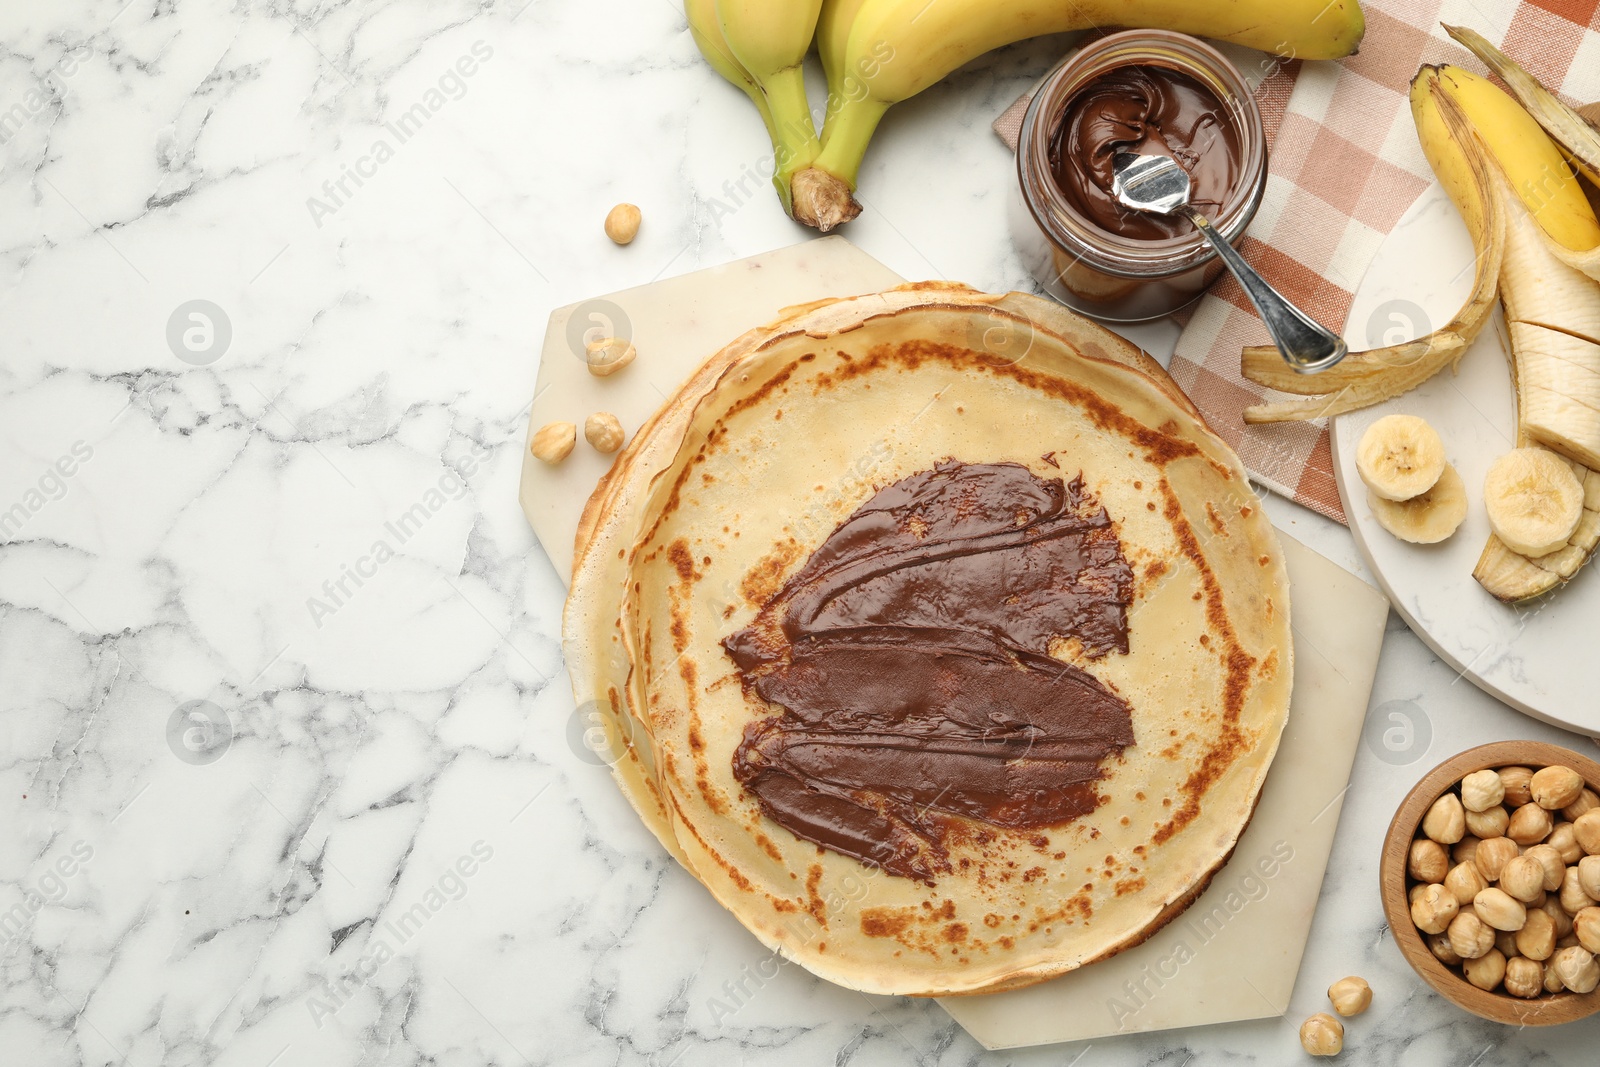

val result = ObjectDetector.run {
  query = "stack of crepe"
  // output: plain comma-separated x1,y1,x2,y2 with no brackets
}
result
562,283,1292,996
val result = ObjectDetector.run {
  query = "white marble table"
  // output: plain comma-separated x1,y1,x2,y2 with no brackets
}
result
2,3,1597,1064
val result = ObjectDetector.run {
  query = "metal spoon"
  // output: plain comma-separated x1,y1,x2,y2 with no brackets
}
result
1110,151,1346,374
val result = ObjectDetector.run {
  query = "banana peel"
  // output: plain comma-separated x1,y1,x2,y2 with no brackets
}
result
1243,62,1600,422
1444,24,1600,282
1242,76,1502,422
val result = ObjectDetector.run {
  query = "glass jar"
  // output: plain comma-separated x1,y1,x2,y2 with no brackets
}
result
1009,30,1269,323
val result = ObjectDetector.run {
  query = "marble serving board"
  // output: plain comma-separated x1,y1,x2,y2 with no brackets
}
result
1329,183,1600,738
519,238,1390,1048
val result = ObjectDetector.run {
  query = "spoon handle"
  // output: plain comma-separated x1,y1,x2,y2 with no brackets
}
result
1178,206,1347,374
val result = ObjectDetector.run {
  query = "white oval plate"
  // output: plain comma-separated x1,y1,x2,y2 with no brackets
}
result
1331,181,1600,737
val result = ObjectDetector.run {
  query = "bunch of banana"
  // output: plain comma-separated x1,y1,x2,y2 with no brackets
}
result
1243,46,1600,601
685,0,826,219
683,0,1366,229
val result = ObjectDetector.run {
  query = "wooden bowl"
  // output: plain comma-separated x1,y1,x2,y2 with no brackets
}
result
1381,740,1600,1025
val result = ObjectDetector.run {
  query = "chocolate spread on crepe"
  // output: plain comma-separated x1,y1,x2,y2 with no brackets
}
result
724,460,1135,882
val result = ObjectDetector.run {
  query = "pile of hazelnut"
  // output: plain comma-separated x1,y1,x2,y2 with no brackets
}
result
1405,763,1600,998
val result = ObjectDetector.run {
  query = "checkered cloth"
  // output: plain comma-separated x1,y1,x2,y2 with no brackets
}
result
994,1,1600,523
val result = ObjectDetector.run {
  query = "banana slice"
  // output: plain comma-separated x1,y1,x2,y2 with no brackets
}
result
1482,448,1585,557
1357,414,1448,501
1369,463,1468,544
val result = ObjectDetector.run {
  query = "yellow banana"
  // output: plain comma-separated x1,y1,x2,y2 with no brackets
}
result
687,0,773,127
686,0,786,206
794,0,1366,230
817,0,869,90
716,0,826,218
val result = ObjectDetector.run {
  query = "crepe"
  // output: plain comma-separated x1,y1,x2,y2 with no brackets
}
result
564,284,1291,996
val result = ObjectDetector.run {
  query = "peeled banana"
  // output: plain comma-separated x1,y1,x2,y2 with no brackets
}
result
1369,463,1467,544
1473,460,1600,601
1235,47,1600,600
1356,414,1447,501
1483,448,1585,557
793,0,1366,230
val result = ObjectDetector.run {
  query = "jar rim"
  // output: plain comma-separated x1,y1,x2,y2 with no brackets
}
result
1016,30,1269,279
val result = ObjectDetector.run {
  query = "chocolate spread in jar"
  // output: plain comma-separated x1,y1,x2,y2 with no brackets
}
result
1048,65,1242,241
723,461,1135,883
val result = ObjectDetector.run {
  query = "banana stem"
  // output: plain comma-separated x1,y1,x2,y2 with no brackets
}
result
814,96,891,188
788,96,888,231
760,65,823,199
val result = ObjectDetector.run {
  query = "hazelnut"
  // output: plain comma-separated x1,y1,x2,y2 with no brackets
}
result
1517,907,1557,960
1507,802,1554,845
1550,822,1583,864
1408,882,1430,906
1411,884,1459,934
1463,947,1507,991
1473,836,1519,883
1326,976,1371,1017
1551,946,1600,993
1580,855,1600,899
1499,766,1535,807
1428,931,1463,966
1545,963,1567,993
1575,810,1600,855
1542,896,1575,938
530,421,576,464
1504,956,1544,999
1299,1013,1343,1057
1464,805,1510,839
1575,907,1600,953
1423,792,1466,844
1409,838,1450,884
1448,910,1496,960
1451,836,1480,866
1444,861,1489,905
1563,788,1599,822
1500,855,1548,904
1531,765,1585,810
1523,843,1568,892
1559,932,1581,950
604,202,641,245
1561,866,1597,916
1461,769,1506,812
584,337,637,377
1494,929,1521,959
1473,887,1528,931
584,412,625,454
